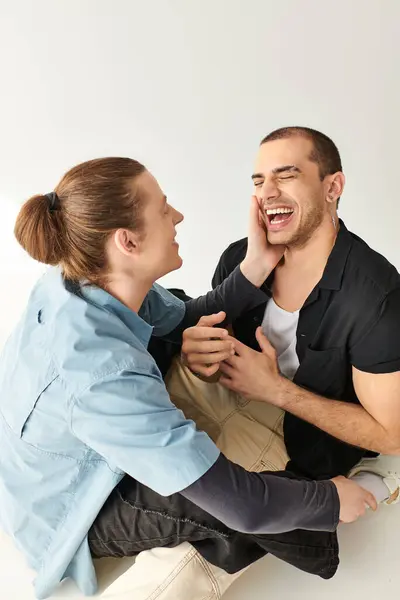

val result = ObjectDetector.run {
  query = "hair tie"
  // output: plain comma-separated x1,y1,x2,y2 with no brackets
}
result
45,191,59,211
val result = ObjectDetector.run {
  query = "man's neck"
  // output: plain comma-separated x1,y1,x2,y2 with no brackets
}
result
106,273,153,314
281,218,338,275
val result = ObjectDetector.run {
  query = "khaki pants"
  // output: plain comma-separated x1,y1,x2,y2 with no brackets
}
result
97,357,289,599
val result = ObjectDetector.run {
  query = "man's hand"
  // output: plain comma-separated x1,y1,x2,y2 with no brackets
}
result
331,476,377,523
219,327,283,403
182,312,235,377
240,196,285,287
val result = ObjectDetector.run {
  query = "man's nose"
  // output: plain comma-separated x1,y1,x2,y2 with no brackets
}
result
173,208,184,224
260,180,280,203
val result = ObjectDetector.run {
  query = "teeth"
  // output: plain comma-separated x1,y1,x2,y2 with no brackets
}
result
266,207,294,215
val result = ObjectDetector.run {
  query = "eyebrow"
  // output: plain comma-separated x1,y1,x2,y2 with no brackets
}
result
251,165,301,180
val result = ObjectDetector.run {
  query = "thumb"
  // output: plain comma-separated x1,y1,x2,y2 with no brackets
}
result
363,489,378,512
197,311,226,327
255,326,274,355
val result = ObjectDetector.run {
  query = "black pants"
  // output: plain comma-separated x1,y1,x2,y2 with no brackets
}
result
88,472,339,579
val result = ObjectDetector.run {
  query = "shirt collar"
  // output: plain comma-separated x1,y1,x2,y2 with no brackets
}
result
317,219,353,291
76,282,154,348
263,219,353,299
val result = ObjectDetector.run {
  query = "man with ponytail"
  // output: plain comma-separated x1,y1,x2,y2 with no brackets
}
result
0,157,372,599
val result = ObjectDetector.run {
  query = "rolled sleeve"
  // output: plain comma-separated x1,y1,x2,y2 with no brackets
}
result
70,368,220,496
350,288,400,373
140,284,186,337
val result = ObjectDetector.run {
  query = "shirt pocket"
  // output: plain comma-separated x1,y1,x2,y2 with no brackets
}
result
2,362,59,438
294,345,346,399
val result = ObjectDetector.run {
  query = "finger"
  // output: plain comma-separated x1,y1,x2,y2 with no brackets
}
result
258,207,267,232
219,375,236,390
187,350,234,365
190,363,220,377
182,339,234,354
185,326,229,340
227,335,247,356
258,206,263,226
248,195,262,236
221,354,240,368
363,490,378,511
197,312,226,327
255,327,275,355
219,362,235,376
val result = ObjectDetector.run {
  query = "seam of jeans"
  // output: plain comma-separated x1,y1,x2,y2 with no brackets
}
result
248,430,286,472
91,530,215,558
196,552,223,599
251,441,280,472
223,407,286,473
144,545,199,600
219,406,243,428
89,536,115,557
89,531,199,555
117,489,230,539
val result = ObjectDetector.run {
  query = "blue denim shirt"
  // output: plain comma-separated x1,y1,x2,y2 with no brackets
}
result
0,268,220,599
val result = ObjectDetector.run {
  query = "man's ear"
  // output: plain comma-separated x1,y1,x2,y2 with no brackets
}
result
326,172,345,204
113,228,142,257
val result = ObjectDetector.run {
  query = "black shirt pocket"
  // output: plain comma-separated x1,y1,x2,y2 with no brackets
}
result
294,345,346,399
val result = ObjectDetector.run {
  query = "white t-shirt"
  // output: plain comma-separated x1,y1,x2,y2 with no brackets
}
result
261,298,300,380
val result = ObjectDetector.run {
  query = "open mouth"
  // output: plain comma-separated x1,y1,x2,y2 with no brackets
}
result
265,207,294,230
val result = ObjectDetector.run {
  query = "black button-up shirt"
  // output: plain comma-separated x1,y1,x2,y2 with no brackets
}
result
212,220,400,479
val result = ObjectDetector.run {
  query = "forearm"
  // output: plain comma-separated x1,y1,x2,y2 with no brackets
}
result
278,379,392,453
182,264,268,329
162,260,270,347
181,453,339,534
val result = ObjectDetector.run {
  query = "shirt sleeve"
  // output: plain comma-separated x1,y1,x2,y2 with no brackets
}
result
350,288,400,373
182,265,268,328
139,284,186,337
157,265,268,344
181,454,340,534
211,250,231,289
70,368,220,496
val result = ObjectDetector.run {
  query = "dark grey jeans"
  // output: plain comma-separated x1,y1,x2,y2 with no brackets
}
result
88,474,339,579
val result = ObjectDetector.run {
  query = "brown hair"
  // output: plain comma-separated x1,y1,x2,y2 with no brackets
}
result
14,157,146,284
261,126,343,180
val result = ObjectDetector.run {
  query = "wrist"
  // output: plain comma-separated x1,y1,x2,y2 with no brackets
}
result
240,258,272,288
264,375,292,407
